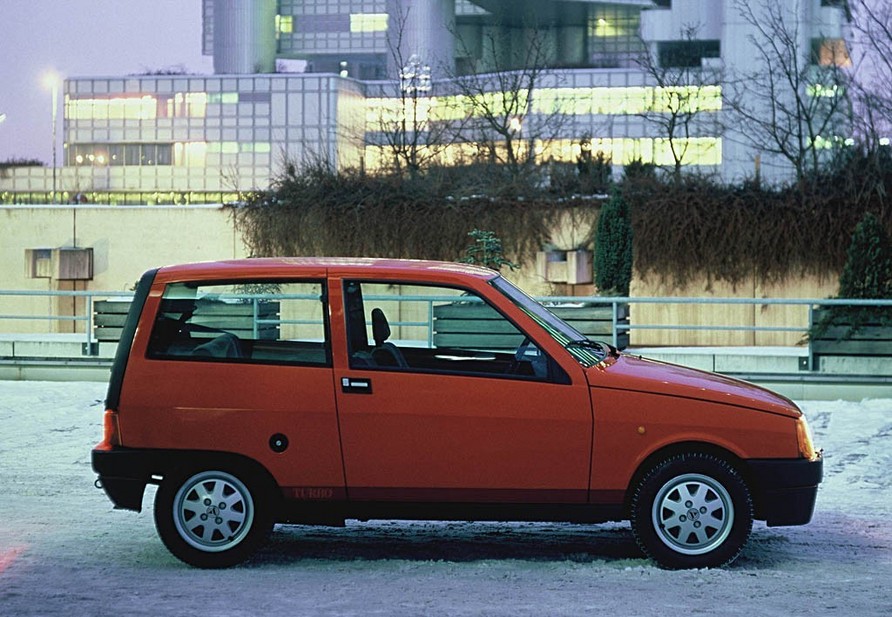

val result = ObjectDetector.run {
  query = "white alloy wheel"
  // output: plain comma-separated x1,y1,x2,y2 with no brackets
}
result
651,473,734,555
172,470,255,553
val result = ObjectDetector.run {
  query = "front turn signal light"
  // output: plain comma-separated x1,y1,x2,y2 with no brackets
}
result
796,416,817,460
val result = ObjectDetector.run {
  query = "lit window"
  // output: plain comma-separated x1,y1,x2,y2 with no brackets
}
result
350,13,388,33
276,15,294,35
174,142,207,167
68,143,173,167
807,84,843,98
812,38,851,67
209,93,239,105
66,96,157,121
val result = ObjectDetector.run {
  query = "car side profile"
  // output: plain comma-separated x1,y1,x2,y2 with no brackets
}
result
92,258,822,569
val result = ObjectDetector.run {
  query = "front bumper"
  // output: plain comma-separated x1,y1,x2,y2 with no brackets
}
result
746,454,823,526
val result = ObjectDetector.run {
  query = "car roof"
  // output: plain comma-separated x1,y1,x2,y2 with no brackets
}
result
153,257,499,284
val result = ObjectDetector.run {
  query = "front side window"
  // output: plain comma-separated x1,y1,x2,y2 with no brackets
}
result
147,280,329,366
490,276,608,367
343,280,564,381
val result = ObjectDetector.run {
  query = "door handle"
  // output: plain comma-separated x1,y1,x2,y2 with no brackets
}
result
341,377,373,394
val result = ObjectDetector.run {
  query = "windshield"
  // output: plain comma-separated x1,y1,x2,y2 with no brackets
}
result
490,276,608,366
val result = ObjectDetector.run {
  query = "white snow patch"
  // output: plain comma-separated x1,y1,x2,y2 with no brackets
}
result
0,382,889,616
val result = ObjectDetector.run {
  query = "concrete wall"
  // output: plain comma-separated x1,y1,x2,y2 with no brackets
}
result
0,205,245,334
0,204,836,344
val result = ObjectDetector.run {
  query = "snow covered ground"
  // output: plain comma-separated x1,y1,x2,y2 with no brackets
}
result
0,381,890,616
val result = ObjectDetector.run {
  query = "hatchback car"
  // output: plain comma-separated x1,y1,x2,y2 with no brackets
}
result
92,258,822,568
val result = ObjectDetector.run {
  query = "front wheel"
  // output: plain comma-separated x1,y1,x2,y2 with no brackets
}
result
154,465,274,568
630,453,753,569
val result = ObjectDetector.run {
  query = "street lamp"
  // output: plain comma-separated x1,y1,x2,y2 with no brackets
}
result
42,70,61,203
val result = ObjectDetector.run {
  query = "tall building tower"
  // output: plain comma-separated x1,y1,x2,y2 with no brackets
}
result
209,0,277,74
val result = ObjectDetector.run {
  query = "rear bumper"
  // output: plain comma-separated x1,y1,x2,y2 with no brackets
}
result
746,454,823,526
92,446,168,512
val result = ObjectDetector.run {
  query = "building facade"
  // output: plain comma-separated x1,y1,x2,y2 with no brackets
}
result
0,0,851,204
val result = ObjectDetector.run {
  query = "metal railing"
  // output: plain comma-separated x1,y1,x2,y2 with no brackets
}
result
1,289,890,361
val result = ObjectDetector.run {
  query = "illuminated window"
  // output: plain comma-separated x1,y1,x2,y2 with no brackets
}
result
209,93,239,104
174,142,207,167
367,85,721,131
363,137,721,173
160,92,208,118
350,13,388,33
807,83,842,98
276,14,294,35
587,5,643,67
811,38,851,67
67,143,174,167
66,96,157,121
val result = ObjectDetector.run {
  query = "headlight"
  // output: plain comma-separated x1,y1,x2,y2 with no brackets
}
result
796,415,817,460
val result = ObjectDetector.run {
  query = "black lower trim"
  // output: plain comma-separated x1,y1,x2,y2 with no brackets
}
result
92,447,164,512
745,455,823,526
97,475,148,512
280,500,624,526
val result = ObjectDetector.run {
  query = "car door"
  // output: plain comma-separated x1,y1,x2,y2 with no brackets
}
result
331,278,593,504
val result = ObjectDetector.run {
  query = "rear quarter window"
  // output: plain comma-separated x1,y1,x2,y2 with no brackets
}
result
146,280,329,366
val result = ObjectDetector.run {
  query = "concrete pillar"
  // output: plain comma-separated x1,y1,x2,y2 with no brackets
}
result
389,0,456,78
213,0,277,74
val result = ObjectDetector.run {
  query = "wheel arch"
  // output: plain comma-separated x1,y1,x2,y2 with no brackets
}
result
154,449,283,510
623,441,752,517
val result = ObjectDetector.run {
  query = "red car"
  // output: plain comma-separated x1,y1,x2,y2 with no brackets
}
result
92,258,822,568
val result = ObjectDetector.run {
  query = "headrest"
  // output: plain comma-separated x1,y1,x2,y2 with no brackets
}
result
371,308,390,345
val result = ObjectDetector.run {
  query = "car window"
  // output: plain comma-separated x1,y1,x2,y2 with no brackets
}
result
343,280,564,381
147,280,329,366
491,276,607,367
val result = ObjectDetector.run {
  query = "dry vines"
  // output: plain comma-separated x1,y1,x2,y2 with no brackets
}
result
231,157,891,288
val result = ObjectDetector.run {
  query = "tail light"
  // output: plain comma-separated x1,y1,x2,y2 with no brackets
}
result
99,409,122,449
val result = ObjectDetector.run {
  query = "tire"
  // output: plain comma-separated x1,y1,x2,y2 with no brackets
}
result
154,463,274,568
630,453,753,569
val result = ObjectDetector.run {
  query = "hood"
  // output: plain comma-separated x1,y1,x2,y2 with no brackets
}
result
586,353,801,417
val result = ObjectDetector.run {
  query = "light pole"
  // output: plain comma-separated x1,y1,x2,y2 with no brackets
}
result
43,71,61,203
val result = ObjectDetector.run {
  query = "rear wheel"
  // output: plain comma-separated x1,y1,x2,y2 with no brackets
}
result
154,464,274,568
630,453,753,569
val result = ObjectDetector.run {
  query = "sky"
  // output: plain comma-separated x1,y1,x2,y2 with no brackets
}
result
0,0,213,164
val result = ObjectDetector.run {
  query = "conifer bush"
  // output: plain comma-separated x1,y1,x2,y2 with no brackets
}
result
594,187,633,296
812,212,892,339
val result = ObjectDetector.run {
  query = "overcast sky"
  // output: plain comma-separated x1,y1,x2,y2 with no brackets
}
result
0,0,212,163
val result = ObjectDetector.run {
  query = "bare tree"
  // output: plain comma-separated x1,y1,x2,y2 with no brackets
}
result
724,0,851,186
636,24,724,182
448,25,567,181
368,5,464,178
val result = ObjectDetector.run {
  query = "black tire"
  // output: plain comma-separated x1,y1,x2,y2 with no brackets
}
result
630,453,753,569
154,462,274,568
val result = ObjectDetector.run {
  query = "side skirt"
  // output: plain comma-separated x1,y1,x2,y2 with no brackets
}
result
278,501,625,527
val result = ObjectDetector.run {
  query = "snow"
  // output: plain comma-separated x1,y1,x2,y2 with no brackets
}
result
0,381,890,616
